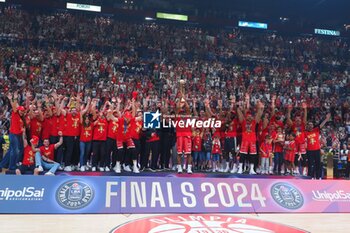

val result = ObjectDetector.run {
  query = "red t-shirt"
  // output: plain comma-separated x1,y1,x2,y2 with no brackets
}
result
212,140,221,154
80,125,93,142
93,118,108,141
23,146,35,166
41,118,51,140
40,144,55,161
30,117,43,139
274,133,285,153
260,142,272,158
241,120,257,142
285,141,296,157
176,115,192,137
192,135,202,152
49,115,63,137
305,128,321,151
10,112,24,135
225,119,238,138
131,119,143,140
292,123,306,144
116,117,125,142
63,113,81,137
107,120,119,140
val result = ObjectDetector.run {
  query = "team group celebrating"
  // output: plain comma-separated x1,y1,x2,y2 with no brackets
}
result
1,86,330,179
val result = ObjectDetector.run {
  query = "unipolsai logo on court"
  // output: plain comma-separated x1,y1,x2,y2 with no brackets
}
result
56,180,94,210
271,182,304,210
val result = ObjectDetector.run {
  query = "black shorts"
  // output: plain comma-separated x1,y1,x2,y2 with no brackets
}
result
17,164,36,174
294,153,307,167
224,137,237,153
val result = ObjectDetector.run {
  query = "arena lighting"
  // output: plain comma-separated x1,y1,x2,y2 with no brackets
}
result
314,28,340,36
156,12,188,21
145,17,155,21
238,21,268,29
0,0,6,2
66,2,101,12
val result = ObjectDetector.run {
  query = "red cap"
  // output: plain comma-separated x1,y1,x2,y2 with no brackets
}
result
17,106,25,111
31,136,39,145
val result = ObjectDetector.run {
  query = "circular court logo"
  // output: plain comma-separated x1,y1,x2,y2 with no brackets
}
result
56,180,94,210
271,182,304,210
110,214,309,233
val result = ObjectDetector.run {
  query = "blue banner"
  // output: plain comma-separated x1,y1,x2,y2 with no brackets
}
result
1,176,349,214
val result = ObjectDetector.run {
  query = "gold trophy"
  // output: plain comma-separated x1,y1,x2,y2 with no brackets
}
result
179,79,186,102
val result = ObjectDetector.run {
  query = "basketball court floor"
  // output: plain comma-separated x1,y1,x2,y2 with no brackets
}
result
0,213,348,232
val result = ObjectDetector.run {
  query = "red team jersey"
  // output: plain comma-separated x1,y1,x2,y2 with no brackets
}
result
23,146,35,166
131,119,143,140
285,141,296,162
176,115,192,137
10,112,24,135
80,125,93,142
49,115,63,137
212,140,221,154
274,133,285,153
93,118,108,141
305,128,321,151
192,135,202,152
41,118,51,140
30,117,42,138
40,144,55,161
292,123,306,144
260,142,272,158
241,120,257,142
107,120,119,140
64,113,81,136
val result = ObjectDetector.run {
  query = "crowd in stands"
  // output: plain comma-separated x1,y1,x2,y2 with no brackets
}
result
0,7,349,178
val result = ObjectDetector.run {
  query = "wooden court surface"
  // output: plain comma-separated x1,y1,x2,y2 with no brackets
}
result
0,213,348,233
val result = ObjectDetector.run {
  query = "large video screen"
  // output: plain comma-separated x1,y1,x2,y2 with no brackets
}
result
238,21,268,29
156,12,188,21
66,3,101,12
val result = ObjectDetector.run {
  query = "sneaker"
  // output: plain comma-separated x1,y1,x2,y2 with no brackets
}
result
187,165,193,174
37,166,44,172
249,164,256,175
99,167,105,172
64,166,72,172
80,166,86,172
303,168,308,176
123,164,132,172
133,165,140,173
114,163,121,173
92,167,96,172
44,171,55,176
105,167,110,172
177,165,183,173
58,166,64,171
230,164,237,174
